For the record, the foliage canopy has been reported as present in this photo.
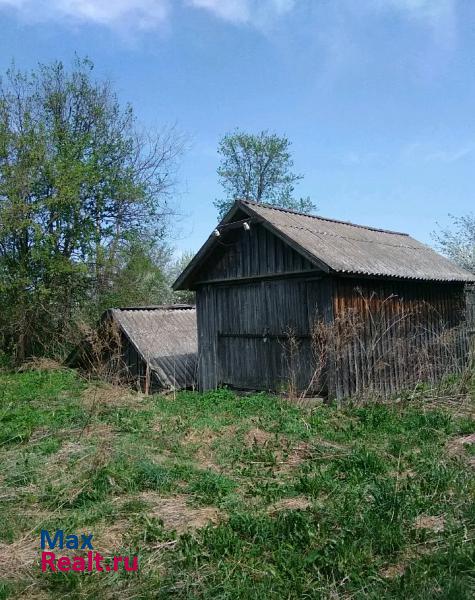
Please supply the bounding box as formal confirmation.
[214,130,316,218]
[0,57,183,360]
[433,213,475,274]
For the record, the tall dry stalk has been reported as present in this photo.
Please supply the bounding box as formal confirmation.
[282,291,472,402]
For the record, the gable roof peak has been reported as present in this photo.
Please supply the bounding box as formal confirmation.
[237,199,409,237]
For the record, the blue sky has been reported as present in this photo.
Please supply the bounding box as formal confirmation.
[0,0,474,254]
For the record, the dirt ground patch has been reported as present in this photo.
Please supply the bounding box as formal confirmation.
[275,442,313,474]
[140,492,223,533]
[380,563,406,579]
[413,515,445,533]
[41,440,87,483]
[183,427,217,447]
[267,497,312,514]
[244,428,275,447]
[275,438,348,474]
[446,433,475,467]
[93,520,130,555]
[79,422,116,441]
[183,425,237,471]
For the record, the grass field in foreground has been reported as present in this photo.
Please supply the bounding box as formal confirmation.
[0,367,474,599]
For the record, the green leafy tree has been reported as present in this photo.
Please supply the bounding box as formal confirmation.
[93,236,174,314]
[433,214,475,274]
[214,129,316,218]
[0,58,183,361]
[168,250,196,305]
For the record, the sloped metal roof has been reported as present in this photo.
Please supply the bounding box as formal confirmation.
[174,200,474,288]
[111,306,197,390]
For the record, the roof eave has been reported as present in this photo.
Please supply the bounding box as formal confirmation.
[173,200,332,290]
[173,200,248,290]
[332,270,475,283]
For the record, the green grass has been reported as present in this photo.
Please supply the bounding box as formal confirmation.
[0,369,474,599]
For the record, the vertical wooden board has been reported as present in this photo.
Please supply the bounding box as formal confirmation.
[332,278,469,397]
[218,336,269,390]
[192,222,317,284]
[196,286,219,390]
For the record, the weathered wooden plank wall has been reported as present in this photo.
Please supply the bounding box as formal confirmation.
[194,222,316,284]
[467,285,475,329]
[196,276,332,392]
[330,278,469,398]
[196,222,328,392]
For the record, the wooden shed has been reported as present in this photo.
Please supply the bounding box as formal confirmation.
[68,305,197,392]
[174,200,475,398]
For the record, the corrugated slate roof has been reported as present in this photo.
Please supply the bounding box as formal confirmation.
[241,200,474,282]
[111,306,197,390]
[181,199,474,286]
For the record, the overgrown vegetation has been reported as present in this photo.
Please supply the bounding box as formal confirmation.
[0,57,189,363]
[1,368,474,599]
[282,291,473,402]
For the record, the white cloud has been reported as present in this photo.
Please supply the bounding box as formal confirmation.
[0,0,456,35]
[375,0,452,17]
[0,0,170,29]
[187,0,295,25]
[187,0,250,23]
[0,0,296,30]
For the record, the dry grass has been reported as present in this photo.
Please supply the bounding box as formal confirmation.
[446,432,475,467]
[0,537,39,579]
[184,428,221,471]
[413,515,446,533]
[81,382,142,411]
[276,439,347,475]
[139,493,223,533]
[380,563,407,579]
[244,427,274,448]
[183,425,238,471]
[45,440,82,465]
[93,520,130,555]
[267,497,312,514]
[282,291,473,401]
[276,442,313,474]
[17,357,64,372]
